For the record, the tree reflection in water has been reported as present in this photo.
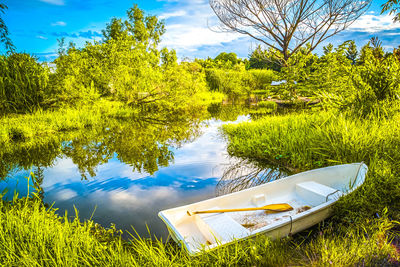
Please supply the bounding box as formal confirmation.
[0,110,206,182]
[216,159,288,196]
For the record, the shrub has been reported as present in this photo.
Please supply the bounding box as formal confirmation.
[0,53,49,113]
[257,100,277,110]
[346,50,400,118]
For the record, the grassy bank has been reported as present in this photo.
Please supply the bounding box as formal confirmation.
[0,194,398,266]
[0,92,224,146]
[222,111,400,170]
[222,111,400,220]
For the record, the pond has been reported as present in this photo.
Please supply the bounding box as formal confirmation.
[0,104,285,239]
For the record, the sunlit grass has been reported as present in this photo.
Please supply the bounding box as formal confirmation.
[0,191,398,266]
[223,111,400,170]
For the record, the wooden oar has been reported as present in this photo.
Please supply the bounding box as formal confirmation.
[187,203,293,216]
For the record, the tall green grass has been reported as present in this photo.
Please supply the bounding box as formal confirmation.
[223,111,400,170]
[205,68,278,98]
[1,194,397,266]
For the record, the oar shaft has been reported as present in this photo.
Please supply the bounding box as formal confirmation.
[192,207,285,215]
[187,203,293,216]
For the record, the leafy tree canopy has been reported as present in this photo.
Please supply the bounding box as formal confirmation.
[214,52,238,65]
[102,4,165,49]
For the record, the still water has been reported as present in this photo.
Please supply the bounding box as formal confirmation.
[1,104,280,239]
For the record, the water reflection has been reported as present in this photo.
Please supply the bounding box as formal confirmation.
[1,106,263,239]
[0,112,204,181]
[216,159,288,196]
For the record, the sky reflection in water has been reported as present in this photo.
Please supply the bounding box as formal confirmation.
[0,115,250,239]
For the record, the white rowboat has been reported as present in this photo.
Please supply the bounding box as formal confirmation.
[158,163,367,255]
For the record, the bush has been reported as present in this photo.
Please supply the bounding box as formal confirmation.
[257,100,277,110]
[205,67,278,98]
[346,51,400,118]
[0,53,49,113]
[205,68,249,98]
[248,69,278,90]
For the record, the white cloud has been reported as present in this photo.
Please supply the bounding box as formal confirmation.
[56,189,77,201]
[51,21,67,27]
[162,24,242,52]
[159,10,187,20]
[36,35,48,40]
[158,0,245,57]
[348,14,400,33]
[40,0,65,5]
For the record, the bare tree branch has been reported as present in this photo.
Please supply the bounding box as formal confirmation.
[210,0,371,64]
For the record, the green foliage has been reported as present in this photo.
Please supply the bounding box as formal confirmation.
[304,41,354,97]
[381,0,400,22]
[346,52,400,118]
[278,47,318,98]
[0,53,49,113]
[346,40,358,65]
[51,5,208,111]
[0,4,14,53]
[102,5,165,48]
[205,68,250,97]
[358,37,385,64]
[205,67,278,98]
[125,4,165,48]
[276,42,357,100]
[257,100,277,110]
[214,52,239,66]
[323,43,400,118]
[248,69,278,90]
[248,45,282,71]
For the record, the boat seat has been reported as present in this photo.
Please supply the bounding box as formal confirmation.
[195,208,250,244]
[296,181,342,206]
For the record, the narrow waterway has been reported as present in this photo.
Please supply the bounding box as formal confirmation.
[0,104,287,239]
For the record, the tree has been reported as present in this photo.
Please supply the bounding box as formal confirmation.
[0,3,14,53]
[382,0,400,22]
[248,45,282,71]
[102,4,165,49]
[345,40,358,65]
[214,52,239,65]
[209,0,371,64]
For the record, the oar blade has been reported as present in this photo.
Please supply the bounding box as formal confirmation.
[263,203,293,213]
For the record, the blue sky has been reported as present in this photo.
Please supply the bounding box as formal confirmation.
[2,0,400,61]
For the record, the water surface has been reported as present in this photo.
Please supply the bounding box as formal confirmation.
[1,107,264,239]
